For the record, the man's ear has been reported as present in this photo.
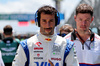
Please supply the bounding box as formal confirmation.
[91,16,94,21]
[90,16,94,23]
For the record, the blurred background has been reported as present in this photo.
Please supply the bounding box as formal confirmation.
[0,0,100,39]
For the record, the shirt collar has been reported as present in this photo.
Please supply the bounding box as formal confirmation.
[71,29,94,42]
[37,32,57,42]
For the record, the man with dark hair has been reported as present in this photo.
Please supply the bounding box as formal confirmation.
[3,25,12,35]
[12,5,79,66]
[64,4,100,66]
[0,25,19,66]
[58,24,74,37]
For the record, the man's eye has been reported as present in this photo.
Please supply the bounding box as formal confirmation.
[42,20,46,22]
[85,20,90,22]
[49,20,54,22]
[79,19,82,21]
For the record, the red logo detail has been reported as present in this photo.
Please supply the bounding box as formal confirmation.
[34,47,43,50]
[51,58,61,61]
[37,54,40,57]
[35,42,42,47]
[45,38,51,41]
[65,35,71,39]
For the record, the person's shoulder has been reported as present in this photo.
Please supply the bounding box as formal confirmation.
[57,35,64,39]
[64,32,72,39]
[0,40,5,46]
[94,33,100,40]
[0,40,4,43]
[56,35,66,41]
[22,34,37,44]
[20,34,36,42]
[28,34,37,40]
[14,38,20,43]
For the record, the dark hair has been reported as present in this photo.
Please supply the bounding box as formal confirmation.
[76,4,93,16]
[3,25,12,35]
[37,5,58,26]
[59,24,73,34]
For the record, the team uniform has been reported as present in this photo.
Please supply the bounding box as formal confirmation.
[64,30,100,66]
[12,32,79,66]
[0,37,19,66]
[0,51,4,66]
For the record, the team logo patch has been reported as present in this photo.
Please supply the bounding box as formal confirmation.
[34,42,43,50]
[45,38,52,41]
[52,44,61,55]
[35,42,42,47]
[34,57,43,59]
[34,47,43,50]
[34,51,43,53]
[37,54,40,57]
[51,58,61,61]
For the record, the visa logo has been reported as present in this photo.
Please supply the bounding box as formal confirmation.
[34,62,59,66]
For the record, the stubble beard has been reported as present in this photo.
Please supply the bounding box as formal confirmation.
[79,29,91,35]
[41,28,54,36]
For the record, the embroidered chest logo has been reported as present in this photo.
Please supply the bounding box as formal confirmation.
[35,42,42,47]
[52,44,61,55]
[37,54,40,57]
[34,42,43,50]
[45,38,52,41]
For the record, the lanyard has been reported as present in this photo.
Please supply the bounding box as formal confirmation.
[75,31,94,50]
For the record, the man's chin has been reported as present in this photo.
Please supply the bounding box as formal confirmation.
[80,28,86,30]
[45,32,51,35]
[44,32,53,35]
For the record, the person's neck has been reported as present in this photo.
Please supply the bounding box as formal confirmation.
[4,35,12,38]
[40,31,54,37]
[75,29,91,41]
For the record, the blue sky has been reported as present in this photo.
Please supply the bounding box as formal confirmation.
[0,0,81,34]
[0,0,17,3]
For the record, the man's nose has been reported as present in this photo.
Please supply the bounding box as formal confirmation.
[46,22,50,28]
[82,21,86,25]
